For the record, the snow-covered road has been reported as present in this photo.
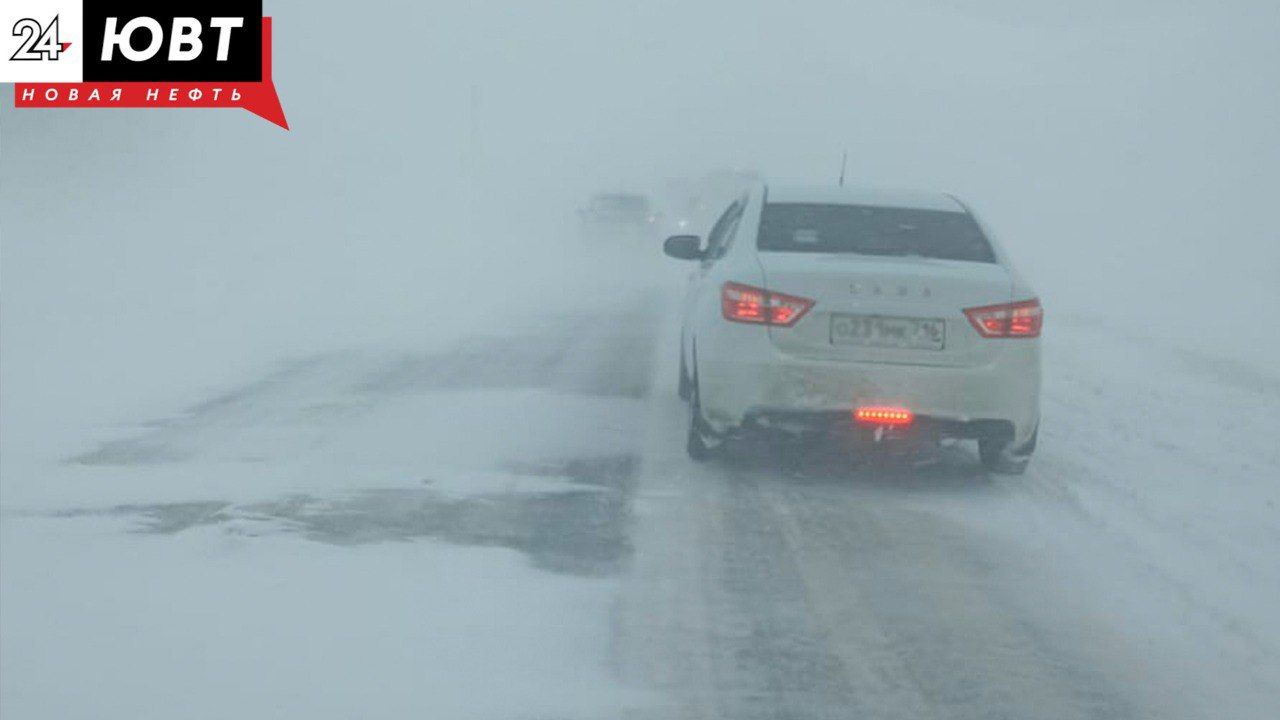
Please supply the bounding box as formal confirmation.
[3,273,1276,719]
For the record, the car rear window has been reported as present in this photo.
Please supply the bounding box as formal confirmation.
[757,203,996,263]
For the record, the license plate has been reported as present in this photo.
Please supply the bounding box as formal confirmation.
[830,314,945,350]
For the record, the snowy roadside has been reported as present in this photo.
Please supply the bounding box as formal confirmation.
[919,316,1280,718]
[1030,317,1279,714]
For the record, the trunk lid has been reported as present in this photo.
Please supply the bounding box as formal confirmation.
[758,253,1013,367]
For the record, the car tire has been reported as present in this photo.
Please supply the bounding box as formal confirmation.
[979,431,1034,475]
[686,379,722,462]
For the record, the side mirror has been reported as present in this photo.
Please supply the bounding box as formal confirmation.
[663,235,704,261]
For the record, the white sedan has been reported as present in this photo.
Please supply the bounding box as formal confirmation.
[664,184,1041,473]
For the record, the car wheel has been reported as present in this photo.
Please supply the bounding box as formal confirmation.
[677,343,692,401]
[978,437,1031,475]
[686,379,722,462]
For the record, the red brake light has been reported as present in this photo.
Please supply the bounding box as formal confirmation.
[854,406,914,426]
[721,282,815,327]
[963,298,1043,338]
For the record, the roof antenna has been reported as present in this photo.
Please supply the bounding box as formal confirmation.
[838,150,848,187]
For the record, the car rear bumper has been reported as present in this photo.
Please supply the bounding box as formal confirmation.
[741,409,1014,441]
[696,343,1040,446]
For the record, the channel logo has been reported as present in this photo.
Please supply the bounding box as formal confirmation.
[2,0,287,129]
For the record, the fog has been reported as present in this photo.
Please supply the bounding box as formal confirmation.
[2,1,1278,718]
[5,1,1277,433]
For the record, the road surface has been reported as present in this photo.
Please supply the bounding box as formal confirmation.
[3,279,1277,720]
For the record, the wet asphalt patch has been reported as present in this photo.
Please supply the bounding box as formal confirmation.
[55,454,640,578]
[56,312,653,576]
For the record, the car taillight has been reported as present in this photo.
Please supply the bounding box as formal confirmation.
[963,298,1043,338]
[721,282,815,327]
[854,406,914,426]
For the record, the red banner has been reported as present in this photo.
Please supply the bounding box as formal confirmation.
[15,17,286,129]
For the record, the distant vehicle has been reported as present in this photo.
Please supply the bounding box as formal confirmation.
[577,193,662,238]
[664,184,1041,473]
[662,168,761,235]
[662,194,705,234]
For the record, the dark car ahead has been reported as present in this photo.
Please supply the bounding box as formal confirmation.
[578,193,661,239]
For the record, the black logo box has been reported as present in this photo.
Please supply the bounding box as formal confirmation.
[82,0,263,82]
